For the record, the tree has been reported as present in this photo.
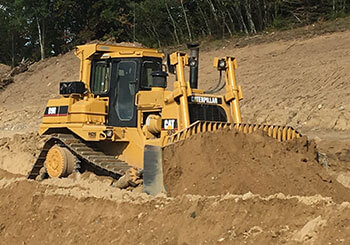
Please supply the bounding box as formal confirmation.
[0,0,349,66]
[0,0,28,67]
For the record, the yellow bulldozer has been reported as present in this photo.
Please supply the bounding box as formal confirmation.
[28,43,301,195]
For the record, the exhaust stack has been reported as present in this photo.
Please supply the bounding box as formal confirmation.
[187,43,199,89]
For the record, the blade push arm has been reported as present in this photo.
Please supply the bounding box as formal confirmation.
[214,57,244,124]
[166,52,191,129]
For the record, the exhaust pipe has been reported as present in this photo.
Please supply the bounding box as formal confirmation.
[187,43,199,89]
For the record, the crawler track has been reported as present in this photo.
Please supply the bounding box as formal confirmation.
[28,134,131,180]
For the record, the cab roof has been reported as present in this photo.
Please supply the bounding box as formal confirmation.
[75,43,164,60]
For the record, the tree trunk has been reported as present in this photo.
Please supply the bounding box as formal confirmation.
[133,2,136,42]
[230,5,243,32]
[36,17,45,60]
[217,0,236,33]
[11,31,15,68]
[216,0,233,37]
[180,0,193,42]
[232,2,249,34]
[262,0,269,27]
[225,8,236,33]
[144,25,156,44]
[150,24,161,48]
[206,0,220,25]
[243,0,257,34]
[165,2,180,44]
[222,13,233,37]
[196,1,212,36]
[254,0,264,31]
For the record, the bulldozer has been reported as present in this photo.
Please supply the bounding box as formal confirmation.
[28,43,301,195]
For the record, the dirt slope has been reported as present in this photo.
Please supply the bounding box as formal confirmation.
[198,31,350,132]
[0,52,79,136]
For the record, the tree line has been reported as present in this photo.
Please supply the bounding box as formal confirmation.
[0,0,349,67]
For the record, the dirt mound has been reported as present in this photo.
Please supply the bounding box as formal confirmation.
[163,128,350,203]
[0,133,47,175]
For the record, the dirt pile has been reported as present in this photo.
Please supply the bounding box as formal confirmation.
[0,133,47,175]
[163,128,350,203]
[0,169,349,245]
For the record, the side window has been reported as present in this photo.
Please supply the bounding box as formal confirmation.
[115,61,136,121]
[91,61,110,94]
[141,60,161,89]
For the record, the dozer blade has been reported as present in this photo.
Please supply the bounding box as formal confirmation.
[167,121,302,144]
[143,145,166,196]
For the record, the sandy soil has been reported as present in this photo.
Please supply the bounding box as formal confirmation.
[0,52,79,136]
[163,129,350,203]
[0,169,349,245]
[0,27,349,244]
[197,31,350,132]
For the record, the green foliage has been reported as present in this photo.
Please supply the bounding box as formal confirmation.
[0,0,349,65]
[272,16,292,30]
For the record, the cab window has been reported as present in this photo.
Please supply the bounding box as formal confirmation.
[91,61,110,94]
[115,61,137,121]
[140,60,162,89]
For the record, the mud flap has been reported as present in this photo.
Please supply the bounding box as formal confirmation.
[143,145,166,196]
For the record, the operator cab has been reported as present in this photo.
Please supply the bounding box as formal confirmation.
[90,57,162,127]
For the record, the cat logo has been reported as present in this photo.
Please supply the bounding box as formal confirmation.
[162,119,178,130]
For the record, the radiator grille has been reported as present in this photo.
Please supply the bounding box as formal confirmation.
[188,104,227,124]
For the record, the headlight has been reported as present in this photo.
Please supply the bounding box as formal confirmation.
[105,130,113,138]
[218,59,226,69]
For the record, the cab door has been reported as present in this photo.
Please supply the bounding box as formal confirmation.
[108,60,138,127]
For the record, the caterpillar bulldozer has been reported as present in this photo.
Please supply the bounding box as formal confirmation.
[28,43,301,195]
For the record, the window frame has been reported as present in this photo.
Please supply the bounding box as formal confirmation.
[115,60,138,121]
[140,57,163,90]
[90,59,112,96]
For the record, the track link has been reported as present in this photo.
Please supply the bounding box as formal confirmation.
[28,134,131,180]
